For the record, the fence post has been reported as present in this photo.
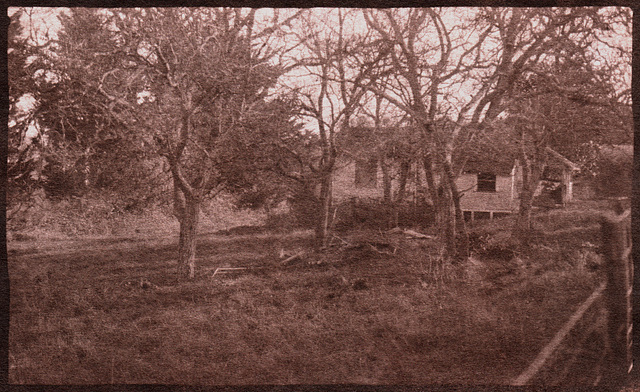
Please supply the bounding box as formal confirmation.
[601,209,633,386]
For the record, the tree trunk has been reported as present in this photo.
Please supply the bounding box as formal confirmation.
[514,149,543,245]
[443,160,469,260]
[381,158,392,203]
[380,157,394,228]
[423,154,441,227]
[315,171,333,250]
[441,184,457,259]
[392,159,411,228]
[515,187,534,243]
[177,195,200,280]
[395,159,410,202]
[423,154,455,258]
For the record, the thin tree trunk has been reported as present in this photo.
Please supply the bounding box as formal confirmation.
[381,158,392,203]
[396,159,410,202]
[516,187,534,242]
[315,171,333,250]
[392,159,411,228]
[443,159,469,260]
[515,149,543,245]
[177,195,200,280]
[380,157,394,228]
[423,154,440,228]
[440,183,457,259]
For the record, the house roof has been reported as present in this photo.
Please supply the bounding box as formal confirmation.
[337,125,421,161]
[461,147,518,176]
[460,146,580,176]
[545,147,581,172]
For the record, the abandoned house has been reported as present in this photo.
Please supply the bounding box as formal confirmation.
[456,148,521,222]
[333,125,424,203]
[333,126,581,223]
[457,146,580,222]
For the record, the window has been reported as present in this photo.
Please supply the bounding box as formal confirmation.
[477,173,496,192]
[475,211,491,220]
[355,157,377,188]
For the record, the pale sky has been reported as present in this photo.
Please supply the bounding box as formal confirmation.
[10,7,632,134]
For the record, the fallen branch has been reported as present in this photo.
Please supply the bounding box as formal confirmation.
[281,251,306,266]
[367,242,396,255]
[211,267,248,277]
[331,234,351,247]
[402,229,433,239]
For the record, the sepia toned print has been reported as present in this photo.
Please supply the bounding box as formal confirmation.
[7,7,633,387]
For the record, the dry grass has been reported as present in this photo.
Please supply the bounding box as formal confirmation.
[8,201,610,385]
[8,194,266,241]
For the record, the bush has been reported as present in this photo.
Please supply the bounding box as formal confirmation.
[264,212,299,232]
[468,231,518,261]
[595,147,632,198]
[333,198,434,231]
[200,193,266,232]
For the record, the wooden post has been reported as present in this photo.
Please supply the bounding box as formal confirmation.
[601,209,633,386]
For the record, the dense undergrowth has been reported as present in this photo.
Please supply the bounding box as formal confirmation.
[8,199,613,384]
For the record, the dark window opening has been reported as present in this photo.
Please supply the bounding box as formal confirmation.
[493,212,510,219]
[475,211,491,220]
[477,173,496,192]
[355,157,378,188]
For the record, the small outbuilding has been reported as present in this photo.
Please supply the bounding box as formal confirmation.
[458,146,580,222]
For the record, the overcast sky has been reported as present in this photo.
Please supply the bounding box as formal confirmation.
[10,7,632,135]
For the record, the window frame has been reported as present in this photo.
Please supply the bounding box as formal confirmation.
[476,172,497,192]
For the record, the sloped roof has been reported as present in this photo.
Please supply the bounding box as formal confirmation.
[337,125,421,160]
[545,147,580,172]
[460,146,579,176]
[460,145,518,176]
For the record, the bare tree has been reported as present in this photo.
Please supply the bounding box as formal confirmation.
[362,8,488,259]
[54,8,302,279]
[285,9,387,248]
[360,7,630,257]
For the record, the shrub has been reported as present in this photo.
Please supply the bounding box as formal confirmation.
[595,146,632,198]
[333,198,434,231]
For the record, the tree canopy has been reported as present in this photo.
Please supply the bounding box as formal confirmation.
[8,6,632,275]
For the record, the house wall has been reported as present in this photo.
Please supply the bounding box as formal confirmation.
[332,149,579,217]
[334,159,520,213]
[458,173,519,213]
[333,161,385,201]
[333,160,426,202]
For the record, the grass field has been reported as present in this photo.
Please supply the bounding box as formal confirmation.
[8,202,608,384]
